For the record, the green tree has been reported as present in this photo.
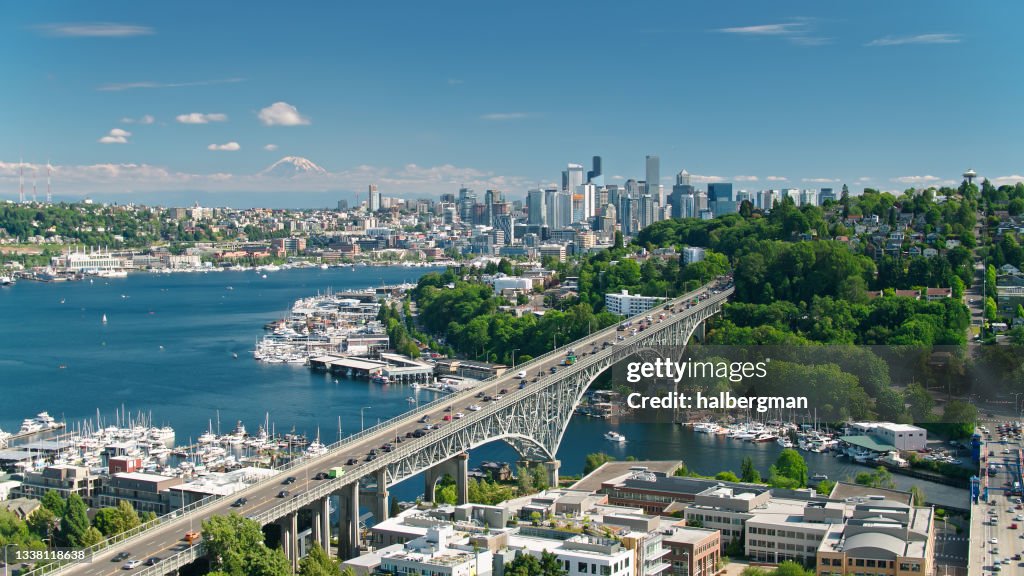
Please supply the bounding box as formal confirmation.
[715,471,740,482]
[27,506,57,540]
[532,465,550,491]
[583,453,614,475]
[773,449,809,487]
[41,490,66,518]
[298,543,346,576]
[740,456,761,483]
[516,465,535,495]
[904,382,935,422]
[773,561,816,576]
[203,513,289,576]
[816,479,836,496]
[910,486,926,507]
[505,551,565,576]
[58,493,91,547]
[855,467,896,489]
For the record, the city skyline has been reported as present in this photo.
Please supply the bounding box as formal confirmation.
[2,1,1023,204]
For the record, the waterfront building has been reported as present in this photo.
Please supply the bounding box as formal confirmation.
[605,290,666,316]
[846,422,927,451]
[97,472,183,515]
[815,499,934,576]
[13,465,101,504]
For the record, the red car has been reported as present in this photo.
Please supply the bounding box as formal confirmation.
[443,414,452,421]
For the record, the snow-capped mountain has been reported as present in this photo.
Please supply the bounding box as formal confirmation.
[260,156,327,177]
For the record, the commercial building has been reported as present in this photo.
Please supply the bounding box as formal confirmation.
[682,247,706,265]
[816,498,934,576]
[13,465,101,503]
[605,290,667,316]
[539,244,568,263]
[97,471,183,514]
[846,422,927,452]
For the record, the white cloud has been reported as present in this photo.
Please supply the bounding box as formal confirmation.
[207,142,241,151]
[734,175,759,182]
[802,177,838,183]
[258,102,310,126]
[866,34,960,47]
[480,112,531,121]
[991,175,1024,187]
[0,159,546,198]
[448,78,464,85]
[893,175,942,184]
[176,112,228,124]
[687,174,726,184]
[37,22,154,37]
[765,176,788,182]
[98,128,131,144]
[97,77,244,92]
[717,22,805,36]
[857,176,873,183]
[263,144,278,151]
[121,114,154,125]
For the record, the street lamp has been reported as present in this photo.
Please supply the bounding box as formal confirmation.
[360,406,372,432]
[4,543,19,576]
[511,348,519,370]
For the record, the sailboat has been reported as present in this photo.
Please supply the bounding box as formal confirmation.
[102,314,108,324]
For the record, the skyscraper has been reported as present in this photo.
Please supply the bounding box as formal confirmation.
[671,171,695,219]
[563,163,585,193]
[527,189,547,226]
[587,156,604,186]
[368,184,381,212]
[646,155,661,205]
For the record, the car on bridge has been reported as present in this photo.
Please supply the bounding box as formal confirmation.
[184,531,201,545]
[282,476,296,485]
[278,490,290,498]
[442,414,452,421]
[346,458,358,465]
[123,560,141,570]
[112,552,131,563]
[145,557,161,566]
[231,497,247,507]
[453,412,465,419]
[517,370,526,378]
[314,472,329,480]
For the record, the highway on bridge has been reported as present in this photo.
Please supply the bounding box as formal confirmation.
[52,277,733,576]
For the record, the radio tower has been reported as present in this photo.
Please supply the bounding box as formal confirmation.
[32,173,37,203]
[18,158,24,203]
[46,161,52,204]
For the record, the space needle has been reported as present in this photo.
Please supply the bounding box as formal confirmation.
[963,168,977,186]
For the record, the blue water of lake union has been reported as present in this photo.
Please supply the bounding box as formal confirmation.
[0,266,966,506]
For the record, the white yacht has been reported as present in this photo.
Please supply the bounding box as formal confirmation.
[776,436,793,448]
[306,440,328,457]
[19,419,43,434]
[693,422,720,434]
[35,412,60,429]
[604,431,627,443]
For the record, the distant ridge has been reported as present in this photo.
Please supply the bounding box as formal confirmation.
[260,156,327,177]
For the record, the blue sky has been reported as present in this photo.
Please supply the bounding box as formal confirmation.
[1,1,1022,206]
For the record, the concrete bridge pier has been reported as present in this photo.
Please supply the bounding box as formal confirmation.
[544,459,560,488]
[309,497,331,552]
[372,469,391,522]
[335,483,361,560]
[423,452,469,504]
[278,511,299,571]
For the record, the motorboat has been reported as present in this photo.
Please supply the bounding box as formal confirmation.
[604,431,627,443]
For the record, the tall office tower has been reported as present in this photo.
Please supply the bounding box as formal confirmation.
[625,179,640,198]
[695,192,709,214]
[368,184,382,212]
[646,155,661,205]
[337,199,349,210]
[484,189,502,226]
[671,171,696,219]
[639,194,655,228]
[494,214,514,245]
[580,183,596,221]
[556,191,573,228]
[605,185,620,210]
[587,156,604,186]
[757,189,776,211]
[440,193,456,204]
[707,182,733,204]
[819,188,836,204]
[458,187,477,223]
[562,163,585,193]
[619,194,635,236]
[527,189,547,226]
[799,189,819,207]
